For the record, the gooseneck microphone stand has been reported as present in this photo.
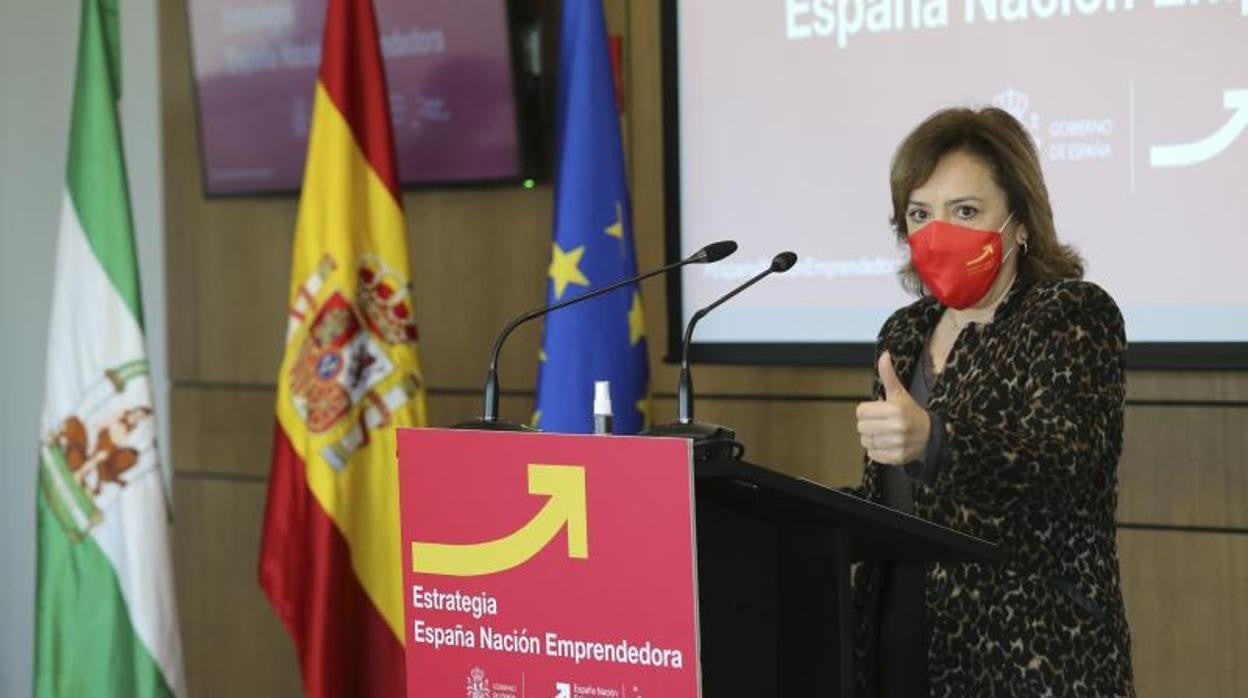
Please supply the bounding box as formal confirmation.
[643,251,798,460]
[453,241,739,430]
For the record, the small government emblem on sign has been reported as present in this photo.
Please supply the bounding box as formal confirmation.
[465,666,491,698]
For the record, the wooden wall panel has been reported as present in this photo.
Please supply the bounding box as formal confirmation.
[170,385,534,477]
[1119,406,1248,529]
[170,386,273,478]
[425,392,542,430]
[159,0,203,383]
[194,209,294,383]
[174,477,303,697]
[626,0,674,390]
[404,187,552,391]
[668,397,864,485]
[1127,371,1248,403]
[672,396,1248,531]
[160,0,297,384]
[171,383,1248,530]
[1119,529,1248,697]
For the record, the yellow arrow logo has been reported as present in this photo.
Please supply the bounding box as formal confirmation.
[411,464,588,577]
[964,244,994,268]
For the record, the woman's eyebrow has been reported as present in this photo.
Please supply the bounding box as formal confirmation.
[945,196,985,206]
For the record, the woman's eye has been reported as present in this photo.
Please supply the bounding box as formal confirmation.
[955,205,979,219]
[907,209,928,223]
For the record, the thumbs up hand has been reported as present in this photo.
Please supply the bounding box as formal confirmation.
[855,351,931,466]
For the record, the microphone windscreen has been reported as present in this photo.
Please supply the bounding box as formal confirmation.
[694,240,738,264]
[770,251,798,272]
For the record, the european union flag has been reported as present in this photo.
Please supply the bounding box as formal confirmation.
[534,0,649,434]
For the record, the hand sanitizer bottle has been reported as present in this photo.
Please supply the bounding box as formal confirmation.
[593,380,613,435]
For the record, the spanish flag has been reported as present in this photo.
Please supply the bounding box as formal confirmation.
[258,1,426,695]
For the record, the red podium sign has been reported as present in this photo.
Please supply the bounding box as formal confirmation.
[397,428,701,697]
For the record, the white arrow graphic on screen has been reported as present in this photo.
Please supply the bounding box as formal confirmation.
[1150,89,1248,167]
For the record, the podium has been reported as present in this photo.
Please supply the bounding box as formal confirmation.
[693,457,1002,697]
[397,429,999,696]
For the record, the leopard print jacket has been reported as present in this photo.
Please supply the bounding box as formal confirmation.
[852,278,1135,697]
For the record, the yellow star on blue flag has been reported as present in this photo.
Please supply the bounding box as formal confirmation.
[548,243,590,300]
[534,0,649,434]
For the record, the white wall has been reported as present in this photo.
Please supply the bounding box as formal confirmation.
[0,1,166,694]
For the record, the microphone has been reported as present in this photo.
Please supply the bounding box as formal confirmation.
[454,240,739,430]
[643,251,798,458]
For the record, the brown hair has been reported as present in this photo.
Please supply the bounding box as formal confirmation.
[890,106,1084,295]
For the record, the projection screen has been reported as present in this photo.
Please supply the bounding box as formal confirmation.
[664,0,1248,368]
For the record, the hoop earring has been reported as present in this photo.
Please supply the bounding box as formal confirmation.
[1019,238,1029,255]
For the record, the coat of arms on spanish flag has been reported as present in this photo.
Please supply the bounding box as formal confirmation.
[258,0,427,695]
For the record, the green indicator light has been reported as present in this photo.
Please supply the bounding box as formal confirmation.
[523,178,536,189]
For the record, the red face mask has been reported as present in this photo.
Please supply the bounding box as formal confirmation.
[907,213,1014,309]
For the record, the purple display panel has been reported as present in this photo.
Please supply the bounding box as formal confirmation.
[189,0,522,195]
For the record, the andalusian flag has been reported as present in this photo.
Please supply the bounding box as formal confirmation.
[35,1,186,696]
[258,0,428,695]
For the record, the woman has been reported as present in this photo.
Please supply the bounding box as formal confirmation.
[851,107,1135,697]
